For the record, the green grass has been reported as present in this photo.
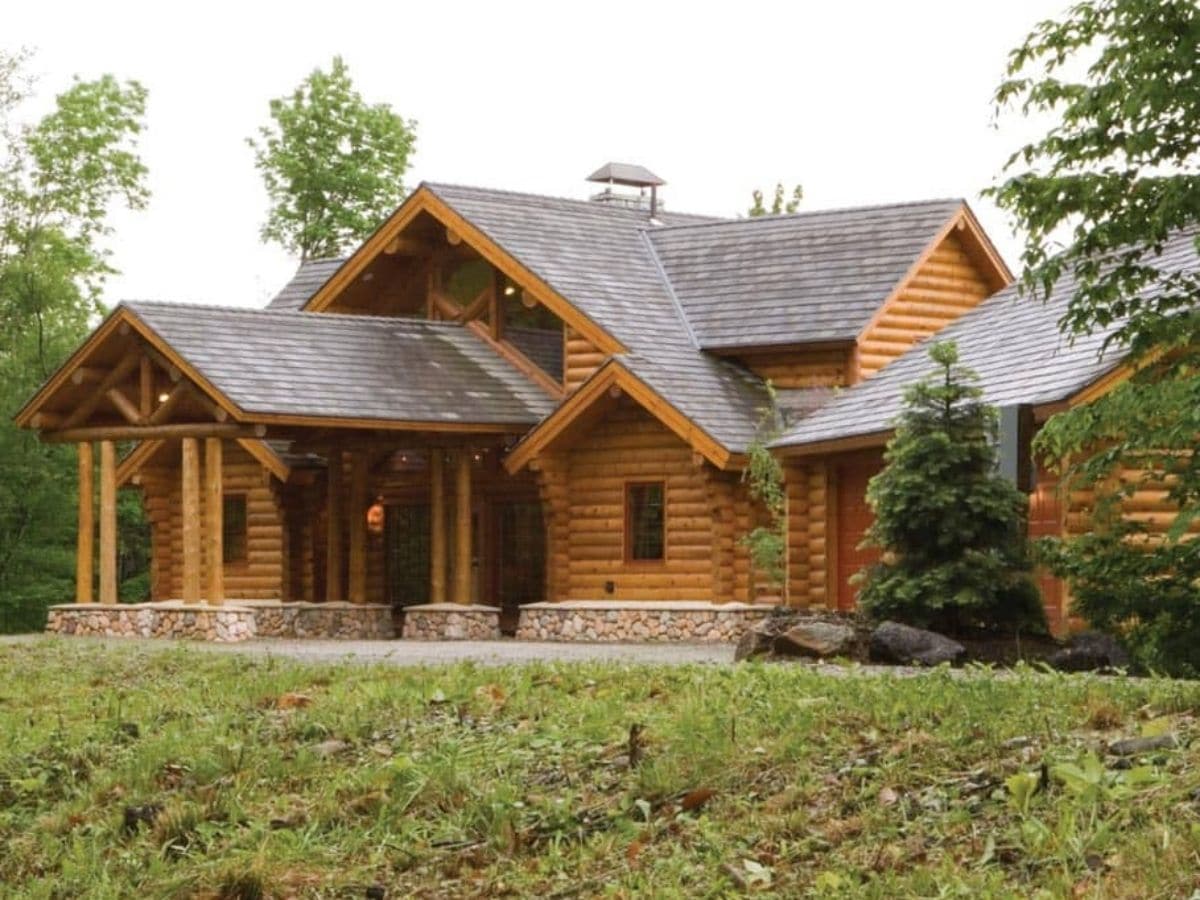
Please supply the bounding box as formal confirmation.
[3,642,1200,898]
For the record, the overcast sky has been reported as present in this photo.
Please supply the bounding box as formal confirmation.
[8,0,1067,309]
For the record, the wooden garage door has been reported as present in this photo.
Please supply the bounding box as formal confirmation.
[834,453,884,611]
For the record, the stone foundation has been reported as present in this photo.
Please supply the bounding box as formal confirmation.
[401,604,501,640]
[516,601,777,642]
[46,603,257,642]
[249,602,393,639]
[45,601,394,642]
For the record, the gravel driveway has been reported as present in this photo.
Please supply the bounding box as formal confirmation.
[0,634,735,666]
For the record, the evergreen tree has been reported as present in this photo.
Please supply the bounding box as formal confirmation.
[748,183,803,217]
[858,342,1045,635]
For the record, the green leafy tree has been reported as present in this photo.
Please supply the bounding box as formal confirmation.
[989,0,1200,671]
[0,53,150,629]
[858,342,1045,635]
[748,183,803,217]
[249,56,417,261]
[740,383,787,598]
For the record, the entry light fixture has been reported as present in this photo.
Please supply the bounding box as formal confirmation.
[503,284,516,297]
[157,392,170,403]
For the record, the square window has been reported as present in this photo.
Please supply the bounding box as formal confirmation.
[223,495,247,564]
[626,482,665,562]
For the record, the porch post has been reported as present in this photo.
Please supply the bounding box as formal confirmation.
[454,451,472,604]
[430,451,446,604]
[76,443,94,603]
[348,450,368,604]
[204,437,224,605]
[181,437,201,602]
[98,441,117,604]
[325,448,344,602]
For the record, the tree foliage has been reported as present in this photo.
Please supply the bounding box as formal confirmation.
[0,52,150,628]
[858,342,1045,635]
[740,383,787,596]
[249,56,417,261]
[748,183,803,217]
[990,0,1200,671]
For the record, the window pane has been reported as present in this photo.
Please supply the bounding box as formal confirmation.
[223,495,247,564]
[628,483,665,561]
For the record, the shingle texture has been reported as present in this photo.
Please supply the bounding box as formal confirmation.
[647,200,963,349]
[424,183,772,451]
[267,258,346,310]
[774,229,1200,449]
[125,301,555,426]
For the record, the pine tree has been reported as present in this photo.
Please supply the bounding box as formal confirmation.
[857,342,1046,635]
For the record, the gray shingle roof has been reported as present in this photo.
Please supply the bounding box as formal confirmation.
[267,258,346,310]
[647,199,964,350]
[425,183,772,451]
[124,301,555,426]
[773,229,1200,450]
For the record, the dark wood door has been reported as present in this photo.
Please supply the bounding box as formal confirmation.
[835,454,884,611]
[385,503,430,608]
[492,501,545,633]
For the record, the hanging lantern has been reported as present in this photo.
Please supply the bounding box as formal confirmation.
[366,496,385,535]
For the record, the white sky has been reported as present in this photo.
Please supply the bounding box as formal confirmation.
[7,0,1067,309]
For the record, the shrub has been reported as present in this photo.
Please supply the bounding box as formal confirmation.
[857,342,1046,635]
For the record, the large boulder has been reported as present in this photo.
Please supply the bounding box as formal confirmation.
[1047,631,1131,673]
[774,621,856,658]
[734,616,785,661]
[870,621,966,666]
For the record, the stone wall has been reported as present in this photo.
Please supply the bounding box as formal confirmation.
[401,604,501,640]
[251,602,393,639]
[516,601,776,643]
[47,603,256,642]
[45,601,394,642]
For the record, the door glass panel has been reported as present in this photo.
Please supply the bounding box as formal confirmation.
[497,502,545,609]
[385,504,430,608]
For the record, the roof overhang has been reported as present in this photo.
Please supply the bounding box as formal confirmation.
[772,429,892,459]
[504,359,739,473]
[302,184,625,357]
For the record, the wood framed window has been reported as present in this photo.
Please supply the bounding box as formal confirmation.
[222,494,248,565]
[625,482,665,562]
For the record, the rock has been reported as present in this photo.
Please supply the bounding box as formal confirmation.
[869,621,965,666]
[313,739,351,758]
[1047,631,1131,672]
[734,619,778,661]
[1108,733,1178,756]
[774,622,856,658]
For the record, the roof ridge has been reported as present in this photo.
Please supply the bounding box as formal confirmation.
[639,231,700,350]
[423,180,722,223]
[648,197,965,234]
[124,300,471,330]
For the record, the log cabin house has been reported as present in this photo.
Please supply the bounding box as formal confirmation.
[15,163,1165,641]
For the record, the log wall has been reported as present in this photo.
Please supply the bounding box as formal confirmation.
[856,231,994,379]
[564,326,606,392]
[142,441,285,601]
[733,347,851,388]
[784,460,830,608]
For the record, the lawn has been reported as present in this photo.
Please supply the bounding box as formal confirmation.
[2,641,1200,898]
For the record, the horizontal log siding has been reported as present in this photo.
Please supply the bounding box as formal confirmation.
[142,441,284,601]
[733,347,851,388]
[564,326,606,392]
[857,231,994,379]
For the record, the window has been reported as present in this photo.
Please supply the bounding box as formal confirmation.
[222,495,247,564]
[626,482,665,561]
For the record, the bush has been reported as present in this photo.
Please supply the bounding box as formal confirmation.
[858,342,1046,635]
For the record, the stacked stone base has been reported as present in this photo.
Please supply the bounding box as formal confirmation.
[46,601,394,642]
[401,604,501,640]
[516,601,776,642]
[46,603,256,642]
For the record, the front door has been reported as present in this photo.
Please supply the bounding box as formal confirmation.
[385,503,430,608]
[834,453,884,611]
[492,501,545,633]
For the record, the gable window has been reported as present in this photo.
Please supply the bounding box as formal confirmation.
[223,495,248,564]
[626,482,665,562]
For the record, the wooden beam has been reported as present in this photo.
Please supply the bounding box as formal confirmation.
[139,356,154,419]
[466,321,564,398]
[454,451,472,604]
[325,448,344,603]
[205,437,224,606]
[76,443,94,604]
[98,441,117,604]
[490,270,503,341]
[116,439,164,487]
[42,423,262,444]
[106,386,144,425]
[71,366,105,386]
[431,290,462,320]
[148,380,188,425]
[181,437,201,603]
[61,354,141,430]
[456,286,491,323]
[348,451,368,604]
[430,451,446,604]
[383,235,431,255]
[29,412,64,430]
[446,226,462,246]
